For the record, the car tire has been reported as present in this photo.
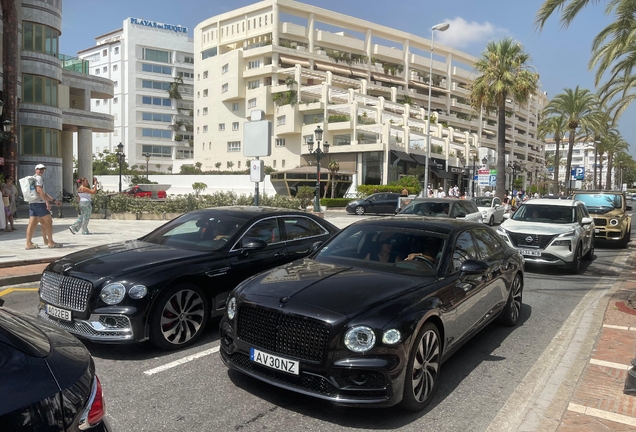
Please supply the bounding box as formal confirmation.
[583,238,594,261]
[150,283,209,350]
[488,215,495,226]
[568,244,582,274]
[355,205,366,215]
[498,273,523,326]
[399,323,441,412]
[619,228,631,248]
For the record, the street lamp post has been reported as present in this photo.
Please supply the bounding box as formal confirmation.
[1,119,11,174]
[423,22,450,194]
[145,153,150,179]
[307,126,329,212]
[116,142,125,192]
[594,139,601,189]
[482,157,488,195]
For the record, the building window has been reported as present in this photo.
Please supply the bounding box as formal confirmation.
[248,98,257,108]
[114,97,118,104]
[238,161,241,169]
[219,123,225,131]
[141,145,172,158]
[114,81,118,87]
[102,49,107,57]
[232,103,239,111]
[22,22,60,56]
[113,65,118,71]
[95,69,100,75]
[227,141,241,152]
[273,160,276,168]
[248,60,260,69]
[277,115,286,126]
[203,107,208,115]
[142,128,172,139]
[103,66,107,73]
[141,63,172,75]
[282,159,285,168]
[96,100,100,106]
[21,126,61,156]
[232,122,239,131]
[184,56,194,64]
[221,84,228,93]
[141,96,172,106]
[143,48,171,63]
[203,89,209,97]
[203,125,208,133]
[22,74,58,107]
[203,71,209,79]
[275,138,285,147]
[142,80,171,91]
[114,47,119,55]
[142,112,172,122]
[248,80,260,89]
[222,64,229,74]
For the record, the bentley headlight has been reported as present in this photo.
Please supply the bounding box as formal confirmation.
[100,283,126,305]
[382,329,401,345]
[227,297,237,320]
[610,218,619,226]
[344,326,376,353]
[128,285,147,299]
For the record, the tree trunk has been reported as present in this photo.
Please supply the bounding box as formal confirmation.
[605,153,613,191]
[564,129,576,195]
[598,154,604,189]
[495,99,506,200]
[553,138,561,194]
[2,0,19,180]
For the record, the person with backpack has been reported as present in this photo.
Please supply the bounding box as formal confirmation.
[25,164,62,250]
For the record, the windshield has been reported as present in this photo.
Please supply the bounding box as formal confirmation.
[140,212,248,251]
[398,201,450,217]
[511,204,576,224]
[316,225,446,275]
[473,198,493,207]
[575,193,622,210]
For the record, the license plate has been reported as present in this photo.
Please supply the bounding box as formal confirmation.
[519,249,541,257]
[250,348,299,375]
[46,304,71,321]
[595,229,600,234]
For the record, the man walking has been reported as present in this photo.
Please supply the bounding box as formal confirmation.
[26,164,62,249]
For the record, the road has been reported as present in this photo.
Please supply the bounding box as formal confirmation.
[2,228,631,431]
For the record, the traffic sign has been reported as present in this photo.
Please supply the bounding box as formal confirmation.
[571,167,585,180]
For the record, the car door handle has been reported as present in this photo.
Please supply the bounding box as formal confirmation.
[295,249,309,254]
[206,266,230,277]
[274,252,286,258]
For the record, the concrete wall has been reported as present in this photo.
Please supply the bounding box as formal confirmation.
[94,174,276,197]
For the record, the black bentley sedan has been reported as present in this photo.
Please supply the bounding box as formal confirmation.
[220,217,524,411]
[37,207,339,350]
[0,299,109,431]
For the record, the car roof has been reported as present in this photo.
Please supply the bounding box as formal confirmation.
[574,190,624,195]
[407,198,467,203]
[194,206,309,217]
[348,215,484,235]
[520,198,580,207]
[474,196,497,199]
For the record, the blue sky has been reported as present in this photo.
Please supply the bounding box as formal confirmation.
[61,0,632,156]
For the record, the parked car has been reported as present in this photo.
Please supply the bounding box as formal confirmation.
[0,299,110,431]
[220,217,524,411]
[345,192,401,215]
[497,199,595,273]
[396,198,483,223]
[473,196,506,225]
[572,191,632,248]
[37,207,339,350]
[122,185,167,199]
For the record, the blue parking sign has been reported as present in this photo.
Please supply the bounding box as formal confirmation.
[571,167,585,180]
[489,175,497,186]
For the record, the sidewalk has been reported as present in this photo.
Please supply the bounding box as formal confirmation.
[0,212,634,430]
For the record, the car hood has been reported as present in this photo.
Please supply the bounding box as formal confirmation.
[585,207,623,217]
[500,219,578,235]
[47,240,212,281]
[477,206,493,211]
[239,259,434,318]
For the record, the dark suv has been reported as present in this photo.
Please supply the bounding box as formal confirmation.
[346,192,401,215]
[572,191,632,247]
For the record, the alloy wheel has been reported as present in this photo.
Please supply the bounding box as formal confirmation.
[160,289,205,345]
[509,275,522,323]
[355,206,365,215]
[411,328,440,403]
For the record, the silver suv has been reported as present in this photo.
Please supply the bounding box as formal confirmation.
[497,199,595,273]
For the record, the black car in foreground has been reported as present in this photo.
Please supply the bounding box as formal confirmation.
[0,299,109,431]
[37,207,339,350]
[220,218,524,410]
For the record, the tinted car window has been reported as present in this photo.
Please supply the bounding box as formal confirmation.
[243,218,281,244]
[511,204,576,223]
[451,231,479,272]
[282,216,327,241]
[575,193,623,209]
[474,198,493,207]
[400,201,448,216]
[493,198,502,206]
[463,201,479,214]
[0,308,50,357]
[472,228,500,258]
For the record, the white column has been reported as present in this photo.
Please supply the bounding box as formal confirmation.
[308,13,315,52]
[272,2,279,45]
[62,131,74,194]
[77,127,93,182]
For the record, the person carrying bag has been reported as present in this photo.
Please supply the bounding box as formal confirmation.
[69,177,98,235]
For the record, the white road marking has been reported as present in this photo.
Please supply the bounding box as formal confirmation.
[568,402,636,427]
[143,346,220,376]
[589,358,631,370]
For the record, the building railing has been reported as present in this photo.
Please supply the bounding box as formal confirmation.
[60,54,90,74]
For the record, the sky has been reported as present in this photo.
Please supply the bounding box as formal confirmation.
[60,0,633,157]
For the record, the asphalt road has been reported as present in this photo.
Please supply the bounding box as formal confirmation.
[3,232,632,431]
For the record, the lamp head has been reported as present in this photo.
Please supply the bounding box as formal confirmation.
[432,22,450,32]
[323,141,330,153]
[307,136,314,153]
[116,142,124,153]
[145,153,150,161]
[2,119,11,133]
[0,99,4,116]
[314,125,323,142]
[482,157,488,165]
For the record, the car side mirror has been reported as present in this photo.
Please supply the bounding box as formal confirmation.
[581,216,594,225]
[311,241,323,252]
[455,213,466,219]
[240,237,268,251]
[460,259,489,275]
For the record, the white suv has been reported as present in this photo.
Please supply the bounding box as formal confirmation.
[497,199,595,273]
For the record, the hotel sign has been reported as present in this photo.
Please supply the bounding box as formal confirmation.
[130,18,187,33]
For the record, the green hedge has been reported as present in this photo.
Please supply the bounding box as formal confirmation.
[320,198,355,207]
[356,185,419,196]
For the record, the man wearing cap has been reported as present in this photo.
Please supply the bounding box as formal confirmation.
[26,164,62,249]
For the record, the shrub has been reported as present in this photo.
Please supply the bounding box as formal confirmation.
[320,198,354,207]
[357,184,414,196]
[296,186,315,209]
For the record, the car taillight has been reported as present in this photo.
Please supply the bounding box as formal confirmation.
[79,376,105,430]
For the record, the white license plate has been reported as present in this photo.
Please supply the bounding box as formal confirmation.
[250,348,299,375]
[519,249,541,257]
[46,304,71,321]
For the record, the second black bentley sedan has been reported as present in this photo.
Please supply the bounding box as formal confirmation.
[220,217,524,411]
[37,207,339,350]
[0,299,110,431]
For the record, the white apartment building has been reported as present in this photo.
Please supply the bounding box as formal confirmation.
[193,0,547,193]
[545,140,612,189]
[78,18,195,172]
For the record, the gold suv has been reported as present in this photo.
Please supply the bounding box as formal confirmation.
[572,191,632,248]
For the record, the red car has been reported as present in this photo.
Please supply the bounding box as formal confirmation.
[122,185,166,199]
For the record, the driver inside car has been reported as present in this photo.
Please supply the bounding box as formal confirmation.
[404,237,442,264]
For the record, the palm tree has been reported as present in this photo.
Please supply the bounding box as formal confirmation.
[544,87,603,193]
[602,132,629,190]
[471,38,539,199]
[327,160,340,198]
[538,115,567,193]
